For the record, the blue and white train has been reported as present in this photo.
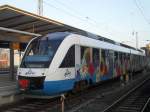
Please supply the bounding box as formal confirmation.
[17,32,146,96]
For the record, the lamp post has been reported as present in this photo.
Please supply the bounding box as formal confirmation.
[132,31,138,49]
[135,32,138,49]
[146,40,150,56]
[38,0,43,16]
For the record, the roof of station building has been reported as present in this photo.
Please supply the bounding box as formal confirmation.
[0,5,85,48]
[0,5,86,35]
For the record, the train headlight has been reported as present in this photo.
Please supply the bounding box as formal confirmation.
[19,79,30,90]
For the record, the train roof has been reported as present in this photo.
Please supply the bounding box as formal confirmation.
[43,31,144,55]
[69,31,144,53]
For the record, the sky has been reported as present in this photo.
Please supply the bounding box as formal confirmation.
[0,0,150,48]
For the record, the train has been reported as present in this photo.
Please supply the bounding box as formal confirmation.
[17,31,147,96]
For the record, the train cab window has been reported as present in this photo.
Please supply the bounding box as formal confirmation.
[20,32,70,68]
[60,45,75,68]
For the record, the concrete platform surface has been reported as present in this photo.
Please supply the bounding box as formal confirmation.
[0,73,19,105]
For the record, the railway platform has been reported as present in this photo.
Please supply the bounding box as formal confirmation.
[0,72,20,105]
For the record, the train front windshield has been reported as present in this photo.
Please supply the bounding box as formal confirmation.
[21,32,69,68]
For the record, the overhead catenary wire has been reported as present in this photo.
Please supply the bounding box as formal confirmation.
[51,0,104,25]
[43,0,108,31]
[134,0,150,25]
[42,0,125,41]
[43,0,98,31]
[52,0,104,26]
[43,0,87,22]
[52,0,85,20]
[51,0,130,36]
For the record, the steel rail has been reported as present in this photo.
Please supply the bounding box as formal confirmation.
[102,77,150,112]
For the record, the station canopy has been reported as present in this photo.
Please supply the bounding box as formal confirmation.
[0,5,86,49]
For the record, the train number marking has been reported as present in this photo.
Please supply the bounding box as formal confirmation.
[64,69,71,78]
[25,69,35,75]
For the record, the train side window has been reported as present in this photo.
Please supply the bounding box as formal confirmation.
[119,52,123,64]
[60,45,75,68]
[81,46,91,65]
[100,49,106,75]
[114,52,118,61]
[93,48,99,67]
[114,52,118,67]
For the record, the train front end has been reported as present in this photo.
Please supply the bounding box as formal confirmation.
[17,32,70,96]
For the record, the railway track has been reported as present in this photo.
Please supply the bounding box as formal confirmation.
[0,78,121,112]
[0,72,148,112]
[102,78,150,112]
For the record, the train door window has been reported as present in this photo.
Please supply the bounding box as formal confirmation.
[140,56,142,65]
[130,54,133,67]
[119,52,122,65]
[139,56,140,64]
[140,56,142,66]
[81,46,91,65]
[60,45,75,68]
[136,55,138,68]
[124,53,128,70]
[108,50,114,73]
[123,53,126,64]
[114,52,118,62]
[139,56,140,65]
[114,52,118,70]
[100,49,107,75]
[109,50,114,58]
[128,53,130,70]
[132,54,135,69]
[134,55,136,68]
[119,52,123,74]
[93,48,100,82]
[136,55,139,67]
[122,53,126,74]
[137,55,139,65]
[101,49,106,64]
